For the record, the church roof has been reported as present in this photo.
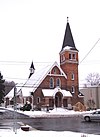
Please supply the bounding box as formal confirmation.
[5,62,67,98]
[62,18,77,51]
[24,61,67,93]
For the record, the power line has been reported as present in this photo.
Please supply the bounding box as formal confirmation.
[4,77,28,81]
[0,37,100,66]
[80,38,100,64]
[2,39,100,83]
[4,84,99,91]
[0,60,53,65]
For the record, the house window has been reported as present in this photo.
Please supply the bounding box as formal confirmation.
[56,78,61,87]
[71,73,74,80]
[37,97,40,104]
[50,77,54,88]
[71,86,75,93]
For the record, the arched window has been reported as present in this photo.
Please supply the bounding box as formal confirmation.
[50,77,54,88]
[37,97,40,104]
[53,68,56,74]
[71,86,75,93]
[56,78,61,87]
[61,54,65,62]
[71,73,74,80]
[69,53,72,59]
[72,53,76,60]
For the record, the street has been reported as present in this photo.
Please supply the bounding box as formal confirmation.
[0,109,100,135]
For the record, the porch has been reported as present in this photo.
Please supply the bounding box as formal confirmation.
[42,87,72,110]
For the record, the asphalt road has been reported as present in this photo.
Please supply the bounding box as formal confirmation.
[0,109,100,135]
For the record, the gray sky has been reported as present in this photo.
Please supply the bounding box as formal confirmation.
[0,0,100,87]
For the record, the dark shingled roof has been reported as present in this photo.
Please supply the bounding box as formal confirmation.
[62,19,77,51]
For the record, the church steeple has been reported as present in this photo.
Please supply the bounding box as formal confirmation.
[62,17,77,51]
[60,18,79,103]
[29,61,35,78]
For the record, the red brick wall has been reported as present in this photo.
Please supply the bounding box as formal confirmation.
[41,75,67,89]
[59,50,84,105]
[61,63,79,93]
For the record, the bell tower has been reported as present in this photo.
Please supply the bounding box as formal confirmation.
[60,18,80,105]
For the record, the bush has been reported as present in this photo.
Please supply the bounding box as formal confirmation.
[20,102,32,111]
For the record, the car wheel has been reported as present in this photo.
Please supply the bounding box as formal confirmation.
[84,116,91,122]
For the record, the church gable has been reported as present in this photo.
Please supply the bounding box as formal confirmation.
[49,66,60,75]
[48,65,66,77]
[47,61,67,79]
[37,62,68,89]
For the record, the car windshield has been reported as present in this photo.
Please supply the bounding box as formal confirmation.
[93,111,100,114]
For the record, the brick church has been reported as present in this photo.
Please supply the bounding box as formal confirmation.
[5,18,84,110]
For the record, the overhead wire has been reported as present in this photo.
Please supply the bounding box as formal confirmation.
[0,60,53,65]
[79,38,100,64]
[1,38,100,88]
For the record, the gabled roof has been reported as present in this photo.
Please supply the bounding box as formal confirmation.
[5,62,67,98]
[25,61,67,93]
[5,86,22,98]
[61,18,77,51]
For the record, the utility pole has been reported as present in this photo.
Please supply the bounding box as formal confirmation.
[13,86,17,134]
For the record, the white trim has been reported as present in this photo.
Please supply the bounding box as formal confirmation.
[42,87,72,98]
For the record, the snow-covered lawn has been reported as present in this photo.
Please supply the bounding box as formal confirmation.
[0,107,99,137]
[17,107,87,118]
[0,128,99,137]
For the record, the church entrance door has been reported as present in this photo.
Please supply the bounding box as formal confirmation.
[55,92,63,107]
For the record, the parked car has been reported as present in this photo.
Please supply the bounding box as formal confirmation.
[83,110,100,122]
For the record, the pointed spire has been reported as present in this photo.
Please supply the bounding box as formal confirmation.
[61,17,77,51]
[29,61,35,78]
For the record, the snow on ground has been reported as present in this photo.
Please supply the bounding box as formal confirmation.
[0,107,99,137]
[17,107,87,118]
[0,128,99,137]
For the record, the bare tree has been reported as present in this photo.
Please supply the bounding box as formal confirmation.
[86,72,100,86]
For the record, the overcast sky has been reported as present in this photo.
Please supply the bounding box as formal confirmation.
[0,0,100,87]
